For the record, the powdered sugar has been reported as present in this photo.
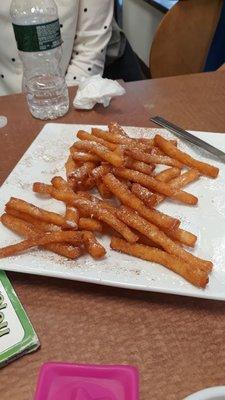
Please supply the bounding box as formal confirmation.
[1,123,225,300]
[65,220,78,229]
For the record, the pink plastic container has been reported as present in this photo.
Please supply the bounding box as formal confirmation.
[34,362,139,400]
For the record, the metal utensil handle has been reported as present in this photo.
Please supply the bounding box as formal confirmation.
[151,116,225,160]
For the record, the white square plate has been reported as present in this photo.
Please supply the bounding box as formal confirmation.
[0,124,225,301]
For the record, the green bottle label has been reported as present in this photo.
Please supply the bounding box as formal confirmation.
[12,19,61,52]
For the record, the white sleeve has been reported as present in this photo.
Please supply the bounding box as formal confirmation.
[65,0,114,86]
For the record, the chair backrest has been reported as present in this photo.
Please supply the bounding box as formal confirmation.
[149,0,223,78]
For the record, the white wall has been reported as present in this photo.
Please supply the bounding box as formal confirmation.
[123,0,164,66]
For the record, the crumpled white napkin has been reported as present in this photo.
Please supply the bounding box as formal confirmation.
[73,74,125,110]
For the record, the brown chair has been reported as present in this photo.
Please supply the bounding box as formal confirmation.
[149,0,223,78]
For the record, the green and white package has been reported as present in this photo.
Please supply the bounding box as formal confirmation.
[0,271,39,367]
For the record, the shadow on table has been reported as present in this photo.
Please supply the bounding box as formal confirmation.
[8,271,225,315]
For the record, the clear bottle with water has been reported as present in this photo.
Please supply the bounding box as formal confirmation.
[10,0,69,120]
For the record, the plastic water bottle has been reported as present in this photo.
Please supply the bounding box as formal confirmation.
[10,0,69,120]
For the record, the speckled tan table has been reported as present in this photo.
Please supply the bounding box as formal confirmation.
[1,72,225,400]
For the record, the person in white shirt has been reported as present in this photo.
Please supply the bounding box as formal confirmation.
[0,0,130,96]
